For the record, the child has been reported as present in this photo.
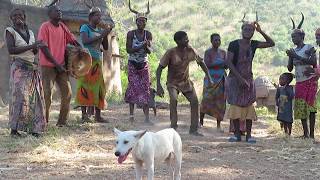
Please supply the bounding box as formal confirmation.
[275,73,294,136]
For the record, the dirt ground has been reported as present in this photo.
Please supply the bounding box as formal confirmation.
[0,103,320,180]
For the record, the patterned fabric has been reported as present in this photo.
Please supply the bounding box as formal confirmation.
[80,24,103,59]
[9,60,46,133]
[200,80,226,120]
[294,77,318,119]
[200,48,226,120]
[226,40,260,107]
[75,58,106,109]
[125,63,150,105]
[276,85,294,123]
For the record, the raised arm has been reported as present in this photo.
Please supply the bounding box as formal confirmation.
[255,22,275,48]
[81,29,110,46]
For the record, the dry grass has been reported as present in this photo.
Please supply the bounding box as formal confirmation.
[1,103,320,179]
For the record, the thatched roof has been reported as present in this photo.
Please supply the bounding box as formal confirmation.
[57,0,114,26]
[9,0,114,26]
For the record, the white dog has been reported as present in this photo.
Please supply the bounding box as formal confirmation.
[114,128,182,180]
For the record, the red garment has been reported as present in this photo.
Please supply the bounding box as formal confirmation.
[38,21,76,67]
[295,77,318,107]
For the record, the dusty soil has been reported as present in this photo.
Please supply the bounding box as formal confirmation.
[0,103,320,180]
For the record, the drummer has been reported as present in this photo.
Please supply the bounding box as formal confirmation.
[38,5,80,126]
[74,7,112,123]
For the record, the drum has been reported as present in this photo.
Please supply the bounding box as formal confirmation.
[66,45,92,78]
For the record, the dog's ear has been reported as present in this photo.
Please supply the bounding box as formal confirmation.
[134,130,147,139]
[114,128,122,136]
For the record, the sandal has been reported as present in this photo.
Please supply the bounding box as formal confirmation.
[228,135,241,142]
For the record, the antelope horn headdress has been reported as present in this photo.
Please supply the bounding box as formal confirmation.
[129,0,150,19]
[239,12,258,24]
[240,13,247,23]
[128,0,139,14]
[291,12,304,30]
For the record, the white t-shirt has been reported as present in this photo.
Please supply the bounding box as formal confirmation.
[293,44,315,82]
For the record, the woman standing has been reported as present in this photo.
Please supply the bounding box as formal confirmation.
[200,33,226,131]
[287,14,317,139]
[5,8,46,137]
[75,7,111,123]
[125,1,153,123]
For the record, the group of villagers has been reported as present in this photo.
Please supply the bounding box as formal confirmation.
[5,5,110,137]
[4,1,320,143]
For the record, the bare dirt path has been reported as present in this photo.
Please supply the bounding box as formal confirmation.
[0,103,320,180]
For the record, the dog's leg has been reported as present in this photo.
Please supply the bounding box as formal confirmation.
[145,158,154,180]
[134,160,143,180]
[174,152,182,180]
[165,152,174,180]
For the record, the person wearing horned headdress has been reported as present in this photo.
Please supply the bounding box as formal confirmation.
[226,13,275,143]
[287,13,318,139]
[124,0,153,123]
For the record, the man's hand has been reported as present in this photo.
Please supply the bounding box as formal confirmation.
[286,48,298,59]
[254,22,262,33]
[157,84,164,97]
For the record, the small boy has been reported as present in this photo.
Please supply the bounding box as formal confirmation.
[275,73,295,136]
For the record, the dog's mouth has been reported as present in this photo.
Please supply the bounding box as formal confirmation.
[118,148,132,164]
